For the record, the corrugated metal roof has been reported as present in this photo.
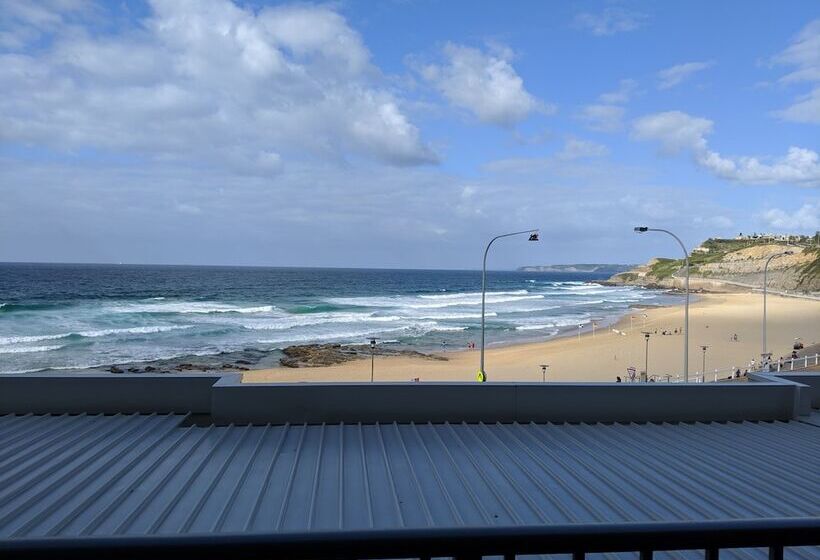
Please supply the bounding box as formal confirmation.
[0,413,818,558]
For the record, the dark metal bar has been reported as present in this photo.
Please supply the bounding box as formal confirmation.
[639,550,653,560]
[572,552,584,560]
[705,548,719,560]
[0,517,818,560]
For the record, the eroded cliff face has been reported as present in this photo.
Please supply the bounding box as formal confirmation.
[608,244,820,294]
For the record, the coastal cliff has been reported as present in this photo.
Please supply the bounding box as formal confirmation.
[518,264,633,274]
[607,238,820,294]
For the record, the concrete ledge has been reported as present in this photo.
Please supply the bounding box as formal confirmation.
[211,378,518,424]
[211,377,805,424]
[771,373,820,408]
[1,371,816,424]
[0,372,220,415]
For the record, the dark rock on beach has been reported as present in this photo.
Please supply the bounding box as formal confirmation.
[95,343,444,374]
[279,343,447,368]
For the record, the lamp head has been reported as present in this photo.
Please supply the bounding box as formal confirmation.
[528,232,539,241]
[634,226,649,233]
[369,338,377,349]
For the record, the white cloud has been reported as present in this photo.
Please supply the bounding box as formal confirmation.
[578,79,636,133]
[774,19,820,84]
[776,87,820,124]
[578,104,625,132]
[418,42,546,127]
[599,79,638,104]
[558,138,609,160]
[657,61,714,90]
[573,8,647,36]
[0,0,437,169]
[772,20,820,124]
[762,202,820,230]
[632,111,820,186]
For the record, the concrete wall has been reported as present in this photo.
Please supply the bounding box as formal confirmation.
[1,371,815,424]
[0,372,220,415]
[769,373,820,408]
[211,377,806,425]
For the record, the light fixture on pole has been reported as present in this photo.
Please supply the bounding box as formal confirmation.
[762,250,793,356]
[700,345,710,383]
[642,331,651,382]
[369,337,378,382]
[478,229,539,383]
[540,364,549,383]
[634,226,690,382]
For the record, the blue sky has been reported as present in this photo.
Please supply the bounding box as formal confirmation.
[0,0,818,269]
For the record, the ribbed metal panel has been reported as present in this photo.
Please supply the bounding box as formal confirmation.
[0,413,818,559]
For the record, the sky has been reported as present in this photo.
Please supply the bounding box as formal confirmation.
[0,0,818,269]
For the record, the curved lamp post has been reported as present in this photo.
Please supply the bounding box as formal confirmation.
[634,227,690,382]
[478,229,539,382]
[762,251,793,356]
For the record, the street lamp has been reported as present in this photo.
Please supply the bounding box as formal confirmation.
[642,331,651,382]
[762,251,793,356]
[700,345,709,383]
[478,229,539,382]
[634,227,690,382]
[369,337,378,382]
[540,364,549,383]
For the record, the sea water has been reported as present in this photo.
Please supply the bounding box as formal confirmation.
[0,263,680,373]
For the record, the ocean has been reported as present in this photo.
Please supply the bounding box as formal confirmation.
[0,263,680,373]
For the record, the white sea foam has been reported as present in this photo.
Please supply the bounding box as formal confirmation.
[327,293,543,310]
[0,345,64,354]
[109,301,276,314]
[242,313,403,331]
[418,289,528,300]
[0,325,192,346]
[0,333,69,345]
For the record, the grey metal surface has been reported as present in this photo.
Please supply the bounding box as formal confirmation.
[0,413,818,558]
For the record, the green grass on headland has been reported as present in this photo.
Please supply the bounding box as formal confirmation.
[647,238,816,280]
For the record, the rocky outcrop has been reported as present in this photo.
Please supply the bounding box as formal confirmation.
[279,343,448,368]
[609,241,820,294]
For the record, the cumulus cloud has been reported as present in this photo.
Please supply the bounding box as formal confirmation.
[418,43,546,127]
[657,61,714,90]
[573,8,647,36]
[772,20,820,124]
[632,111,820,186]
[762,202,820,230]
[0,0,437,169]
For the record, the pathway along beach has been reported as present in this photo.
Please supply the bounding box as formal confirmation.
[243,292,820,383]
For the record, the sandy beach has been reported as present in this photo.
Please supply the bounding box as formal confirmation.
[243,292,820,383]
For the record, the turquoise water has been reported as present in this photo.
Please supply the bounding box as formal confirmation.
[0,263,679,373]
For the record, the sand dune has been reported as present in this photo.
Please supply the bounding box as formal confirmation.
[243,292,820,384]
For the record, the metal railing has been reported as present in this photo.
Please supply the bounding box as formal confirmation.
[2,518,819,559]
